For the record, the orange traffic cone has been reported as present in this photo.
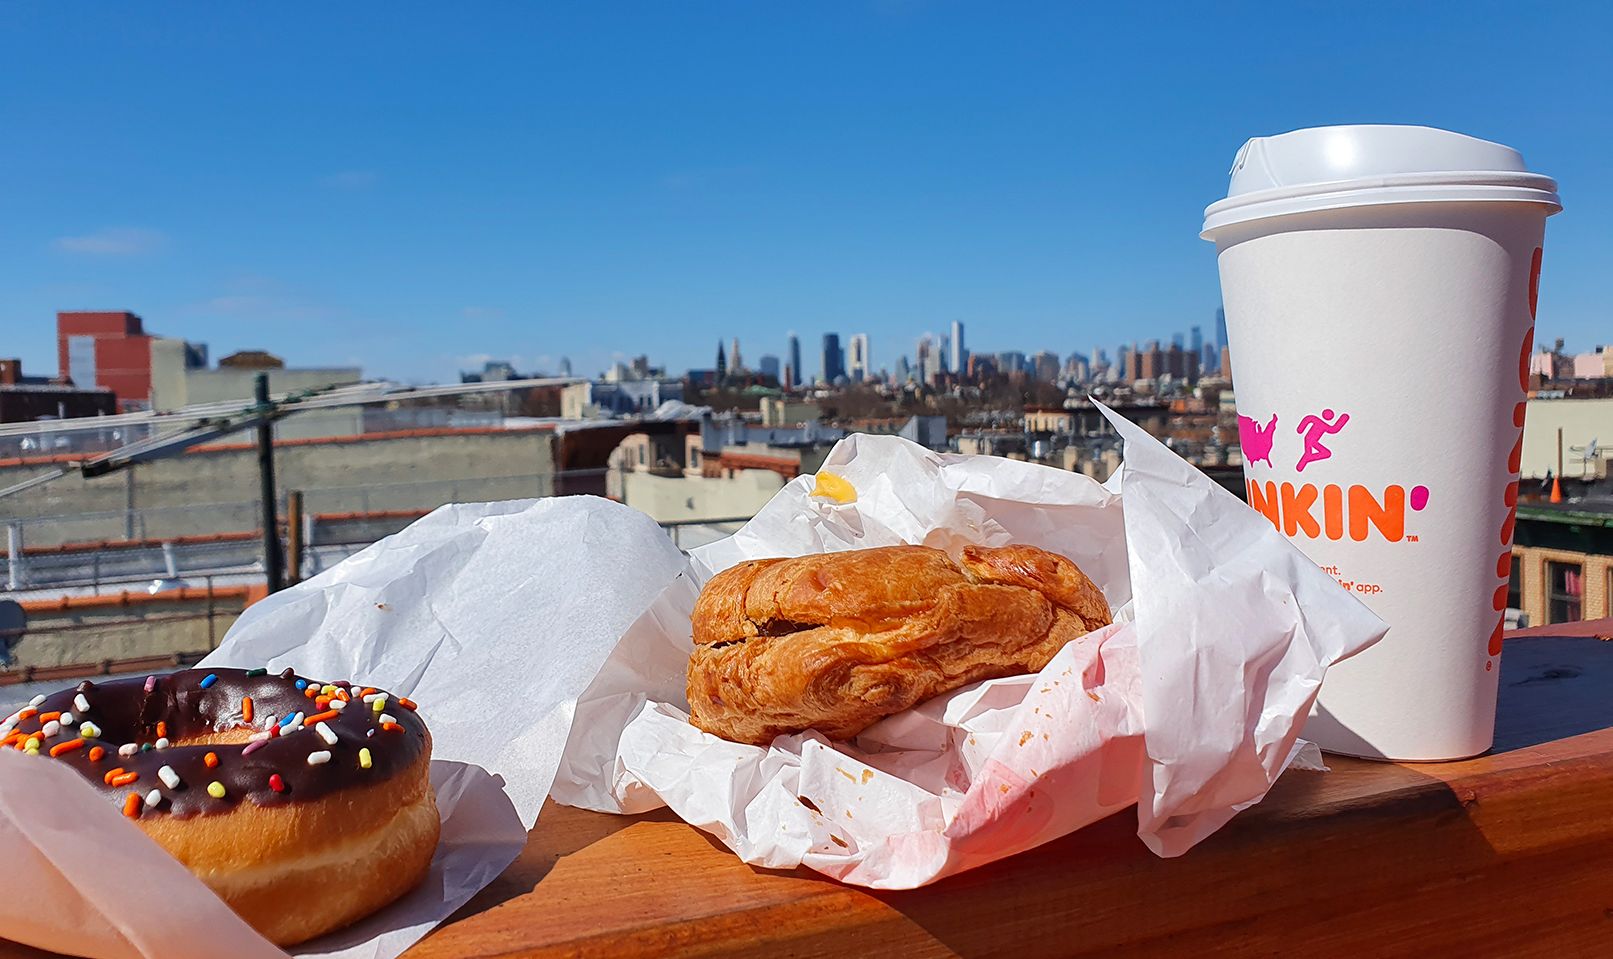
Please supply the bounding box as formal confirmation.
[1550,476,1563,503]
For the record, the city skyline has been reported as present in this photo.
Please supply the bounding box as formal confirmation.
[4,5,1610,384]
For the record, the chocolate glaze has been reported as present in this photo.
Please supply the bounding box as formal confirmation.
[4,668,428,818]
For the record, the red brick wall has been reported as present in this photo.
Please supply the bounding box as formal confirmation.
[56,311,152,408]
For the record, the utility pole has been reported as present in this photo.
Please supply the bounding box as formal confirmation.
[256,374,285,593]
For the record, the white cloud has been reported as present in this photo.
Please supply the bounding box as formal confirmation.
[319,170,379,190]
[52,227,167,256]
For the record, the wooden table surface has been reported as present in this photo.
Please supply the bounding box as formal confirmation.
[404,632,1613,958]
[7,632,1613,957]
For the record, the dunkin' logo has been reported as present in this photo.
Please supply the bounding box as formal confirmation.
[1241,405,1430,543]
[1245,479,1431,543]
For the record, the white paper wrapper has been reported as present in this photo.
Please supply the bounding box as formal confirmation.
[552,408,1387,885]
[1,496,687,958]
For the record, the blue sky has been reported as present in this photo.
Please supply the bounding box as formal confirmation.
[3,2,1609,383]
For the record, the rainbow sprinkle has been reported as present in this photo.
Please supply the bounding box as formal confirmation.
[206,781,226,799]
[123,793,142,818]
[49,738,85,758]
[144,789,162,809]
[199,673,218,690]
[242,738,269,757]
[143,675,156,693]
[157,765,181,789]
[269,773,286,793]
[246,667,267,677]
[306,750,332,766]
[74,693,91,713]
[359,748,373,769]
[315,722,338,746]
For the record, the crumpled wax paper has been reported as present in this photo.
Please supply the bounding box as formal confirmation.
[551,407,1388,887]
[1,496,688,959]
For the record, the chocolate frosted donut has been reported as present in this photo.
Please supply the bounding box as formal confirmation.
[1,667,439,945]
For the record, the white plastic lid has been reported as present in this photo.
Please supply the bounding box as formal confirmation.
[1202,125,1561,237]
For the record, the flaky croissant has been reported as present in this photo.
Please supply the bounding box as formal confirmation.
[687,544,1112,745]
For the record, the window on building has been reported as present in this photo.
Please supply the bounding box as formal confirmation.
[1507,554,1521,611]
[1547,560,1583,624]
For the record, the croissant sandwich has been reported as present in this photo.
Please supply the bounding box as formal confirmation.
[687,544,1112,746]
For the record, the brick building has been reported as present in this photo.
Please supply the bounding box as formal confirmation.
[0,358,116,423]
[1510,504,1613,626]
[56,311,155,410]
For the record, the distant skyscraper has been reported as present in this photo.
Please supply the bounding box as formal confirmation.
[1135,340,1162,381]
[1166,342,1186,380]
[716,341,727,382]
[895,355,911,383]
[949,320,966,375]
[996,351,1026,375]
[788,334,802,389]
[939,335,951,375]
[848,333,871,383]
[915,336,932,385]
[558,356,573,377]
[731,337,743,373]
[1190,326,1203,356]
[759,354,780,380]
[1031,350,1060,382]
[821,333,844,384]
[1215,308,1228,350]
[1201,342,1217,374]
[1171,332,1185,350]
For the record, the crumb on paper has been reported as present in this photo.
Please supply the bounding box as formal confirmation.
[375,603,389,610]
[861,769,873,784]
[837,767,857,782]
[830,834,849,848]
[810,472,857,504]
[1018,731,1032,746]
[999,784,1010,794]
[1087,690,1101,703]
[846,810,854,819]
[798,795,821,814]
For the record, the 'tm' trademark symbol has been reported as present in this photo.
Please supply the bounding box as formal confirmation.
[1405,535,1420,543]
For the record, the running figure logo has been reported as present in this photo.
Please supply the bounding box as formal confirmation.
[1295,409,1349,471]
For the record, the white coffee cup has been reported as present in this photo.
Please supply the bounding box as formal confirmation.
[1202,125,1561,761]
